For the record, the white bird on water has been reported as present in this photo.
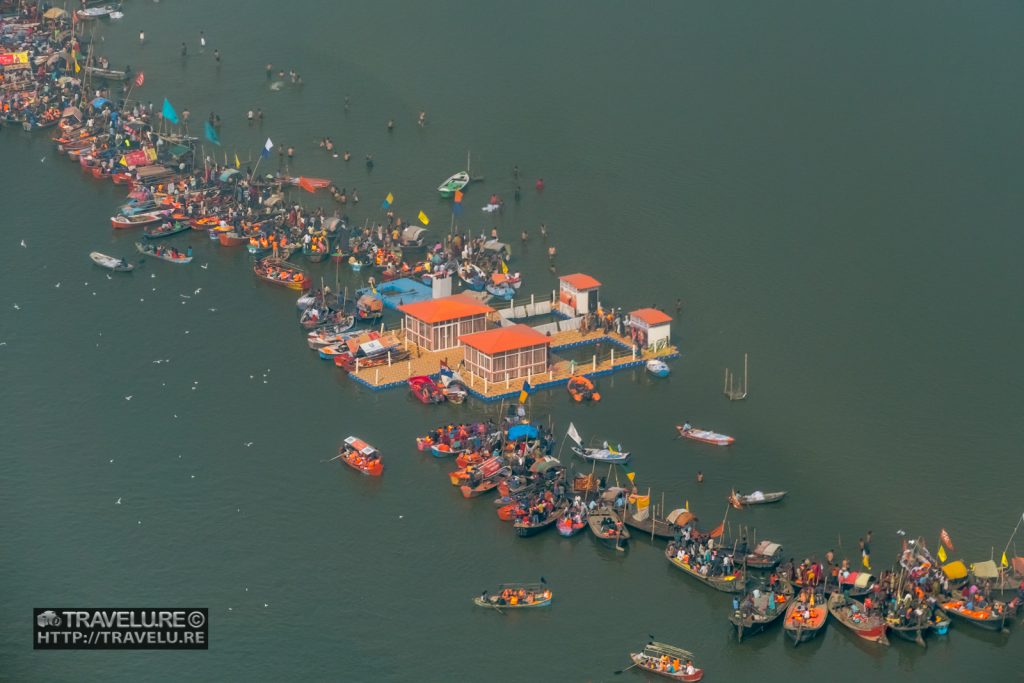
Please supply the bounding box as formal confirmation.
[115,497,122,505]
[194,288,202,295]
[55,282,61,288]
[106,274,112,280]
[125,395,133,400]
[244,442,253,447]
[200,263,209,269]
[20,239,27,247]
[12,304,20,310]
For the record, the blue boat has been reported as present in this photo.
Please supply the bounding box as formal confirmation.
[646,359,670,378]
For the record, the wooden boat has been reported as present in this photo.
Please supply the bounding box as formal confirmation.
[460,474,508,499]
[110,211,168,229]
[77,6,117,20]
[89,252,134,272]
[743,540,784,569]
[334,346,410,372]
[303,241,329,263]
[827,593,889,645]
[729,580,794,642]
[676,424,734,446]
[485,277,516,301]
[438,171,470,198]
[332,436,382,476]
[729,490,787,508]
[557,513,586,537]
[301,309,351,331]
[783,590,828,645]
[940,599,1011,632]
[218,231,249,247]
[570,444,629,463]
[624,507,697,540]
[587,505,629,551]
[306,323,358,349]
[886,613,928,647]
[929,608,951,636]
[628,642,703,681]
[647,359,671,378]
[473,582,551,609]
[355,293,384,320]
[135,242,192,264]
[409,375,446,405]
[665,544,746,593]
[791,571,876,598]
[84,65,128,81]
[567,374,600,402]
[514,502,568,537]
[254,258,311,291]
[143,221,191,240]
[457,262,486,291]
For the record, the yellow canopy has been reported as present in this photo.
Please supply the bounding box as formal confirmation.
[43,7,66,19]
[942,560,967,580]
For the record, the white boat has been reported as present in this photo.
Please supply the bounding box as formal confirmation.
[566,422,630,463]
[676,424,734,446]
[77,6,116,19]
[646,359,670,377]
[438,171,469,197]
[89,251,134,272]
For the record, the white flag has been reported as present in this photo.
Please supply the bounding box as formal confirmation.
[567,422,582,445]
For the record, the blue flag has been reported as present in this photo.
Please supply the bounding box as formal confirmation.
[261,137,273,159]
[162,98,179,124]
[452,202,463,217]
[204,120,221,146]
[518,380,532,404]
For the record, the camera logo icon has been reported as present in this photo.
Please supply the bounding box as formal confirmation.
[37,610,61,628]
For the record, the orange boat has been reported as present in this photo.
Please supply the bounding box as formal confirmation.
[218,231,248,247]
[333,436,383,476]
[567,374,600,402]
[783,590,828,645]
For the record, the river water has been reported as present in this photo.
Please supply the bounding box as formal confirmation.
[1,1,1021,680]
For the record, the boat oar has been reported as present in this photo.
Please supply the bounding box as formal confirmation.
[613,663,637,675]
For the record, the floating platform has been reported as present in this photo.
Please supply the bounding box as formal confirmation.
[356,278,432,310]
[347,327,678,401]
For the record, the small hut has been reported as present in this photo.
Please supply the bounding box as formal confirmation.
[459,324,551,384]
[628,308,672,350]
[557,273,601,317]
[399,294,493,351]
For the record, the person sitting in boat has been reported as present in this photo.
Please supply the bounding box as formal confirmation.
[684,660,696,676]
[682,422,692,432]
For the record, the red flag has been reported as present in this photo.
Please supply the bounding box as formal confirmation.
[453,189,463,204]
[940,528,954,551]
[298,177,317,194]
[709,522,725,539]
[134,71,145,88]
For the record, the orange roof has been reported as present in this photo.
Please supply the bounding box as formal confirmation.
[460,324,551,355]
[630,308,673,325]
[399,294,494,324]
[559,273,601,290]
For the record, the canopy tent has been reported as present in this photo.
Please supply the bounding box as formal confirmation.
[971,559,999,579]
[61,106,82,119]
[91,97,111,109]
[600,486,630,502]
[942,560,968,580]
[529,458,562,474]
[401,225,427,242]
[666,509,697,526]
[324,217,344,233]
[753,540,782,557]
[218,168,240,182]
[43,7,67,19]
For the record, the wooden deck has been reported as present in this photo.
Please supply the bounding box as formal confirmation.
[348,325,679,400]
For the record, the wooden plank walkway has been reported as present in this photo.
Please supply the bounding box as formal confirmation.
[348,325,678,400]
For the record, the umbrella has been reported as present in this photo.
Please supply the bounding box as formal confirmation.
[218,169,241,182]
[43,7,66,19]
[91,97,111,110]
[507,424,538,441]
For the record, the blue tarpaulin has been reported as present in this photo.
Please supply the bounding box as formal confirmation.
[91,97,111,109]
[508,425,539,441]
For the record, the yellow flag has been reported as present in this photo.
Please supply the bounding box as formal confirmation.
[862,554,871,570]
[418,210,429,225]
[74,57,80,74]
[1002,552,1009,568]
[119,156,127,167]
[385,192,394,205]
[501,259,508,274]
[234,153,241,169]
[626,471,635,483]
[937,545,947,562]
[685,500,689,511]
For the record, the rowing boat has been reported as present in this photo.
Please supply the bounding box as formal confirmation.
[743,540,784,569]
[587,505,629,550]
[438,171,469,198]
[514,502,567,537]
[135,242,192,264]
[333,436,382,476]
[676,424,734,446]
[254,257,311,291]
[628,642,703,681]
[729,580,794,642]
[665,544,746,592]
[409,375,446,404]
[143,221,191,240]
[940,599,1011,632]
[827,593,889,645]
[570,443,629,463]
[730,490,786,508]
[89,252,134,272]
[783,590,828,645]
[557,513,586,537]
[473,582,551,609]
[110,211,169,229]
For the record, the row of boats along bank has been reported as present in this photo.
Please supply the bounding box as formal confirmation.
[329,410,1024,676]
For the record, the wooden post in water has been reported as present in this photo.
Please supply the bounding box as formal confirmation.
[592,355,596,372]
[387,351,392,367]
[375,368,379,384]
[611,348,615,367]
